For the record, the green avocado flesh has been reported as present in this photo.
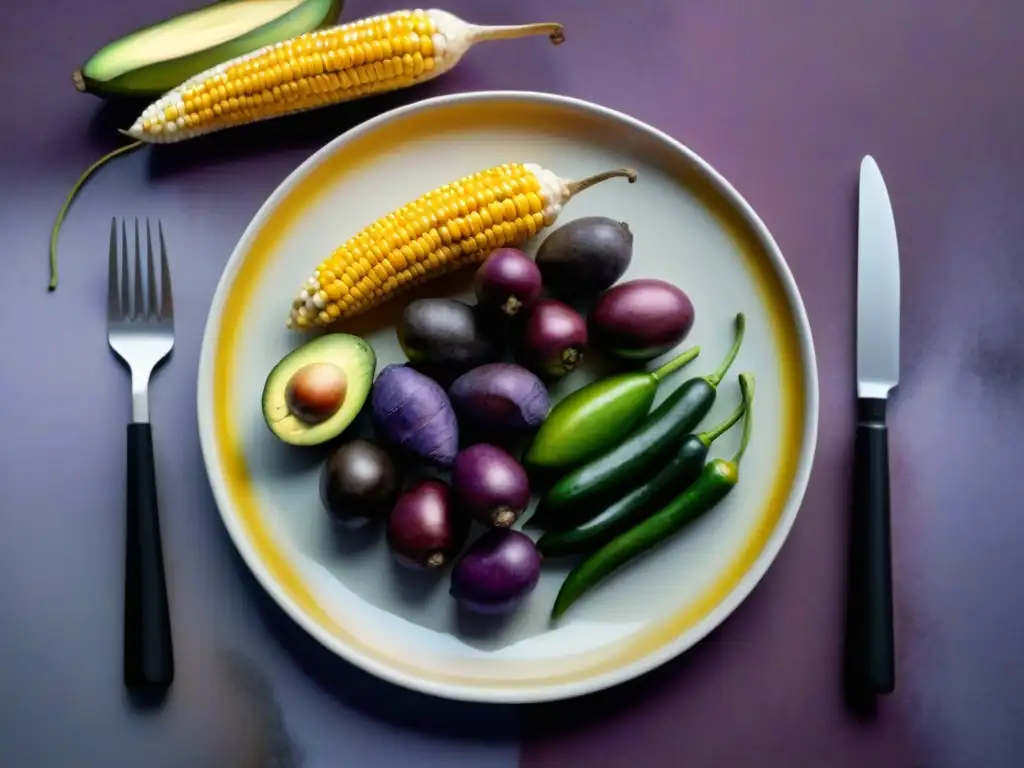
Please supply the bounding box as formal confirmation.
[261,333,375,447]
[76,0,343,98]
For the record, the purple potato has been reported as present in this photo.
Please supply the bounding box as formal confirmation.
[450,529,542,615]
[534,217,633,300]
[448,363,550,436]
[474,248,543,318]
[387,479,468,569]
[320,439,400,527]
[514,299,588,379]
[588,279,695,361]
[397,298,502,384]
[451,443,531,527]
[370,364,459,468]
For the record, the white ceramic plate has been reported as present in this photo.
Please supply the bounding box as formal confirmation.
[197,91,819,703]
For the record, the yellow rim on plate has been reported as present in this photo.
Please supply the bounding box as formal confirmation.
[197,91,819,703]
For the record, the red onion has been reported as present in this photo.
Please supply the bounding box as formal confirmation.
[386,480,468,569]
[588,279,695,361]
[451,444,530,528]
[474,248,543,317]
[450,529,542,615]
[514,299,588,379]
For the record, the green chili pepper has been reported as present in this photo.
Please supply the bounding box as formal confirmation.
[524,345,701,472]
[550,372,755,621]
[540,313,746,518]
[537,385,748,557]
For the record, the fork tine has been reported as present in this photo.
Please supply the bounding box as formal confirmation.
[107,217,120,322]
[146,220,158,319]
[158,221,174,322]
[133,218,144,320]
[120,219,130,320]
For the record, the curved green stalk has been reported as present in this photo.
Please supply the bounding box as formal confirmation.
[704,312,746,387]
[49,140,144,291]
[697,391,747,447]
[730,372,755,464]
[651,345,700,381]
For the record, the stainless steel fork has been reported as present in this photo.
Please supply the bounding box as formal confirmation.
[108,217,175,696]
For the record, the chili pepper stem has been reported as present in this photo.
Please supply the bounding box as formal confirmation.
[729,372,756,465]
[697,391,747,447]
[704,312,746,387]
[49,139,145,291]
[651,345,701,382]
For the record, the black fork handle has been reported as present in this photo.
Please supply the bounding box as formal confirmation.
[124,423,174,694]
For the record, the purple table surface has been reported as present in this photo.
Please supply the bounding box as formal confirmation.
[3,0,1024,766]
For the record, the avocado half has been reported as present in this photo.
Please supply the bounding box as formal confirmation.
[74,0,344,98]
[261,333,375,447]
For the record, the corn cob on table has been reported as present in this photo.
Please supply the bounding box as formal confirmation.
[127,9,564,143]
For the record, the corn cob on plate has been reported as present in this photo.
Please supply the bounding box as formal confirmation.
[196,90,819,704]
[287,163,637,330]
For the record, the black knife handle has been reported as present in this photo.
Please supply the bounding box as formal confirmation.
[844,397,895,696]
[124,423,174,694]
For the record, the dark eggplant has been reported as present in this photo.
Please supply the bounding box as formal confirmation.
[534,216,633,300]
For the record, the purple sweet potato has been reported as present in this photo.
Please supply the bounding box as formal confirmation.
[448,363,550,436]
[370,364,459,468]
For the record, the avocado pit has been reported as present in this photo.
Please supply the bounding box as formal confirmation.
[285,362,347,424]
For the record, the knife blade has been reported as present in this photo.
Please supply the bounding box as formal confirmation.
[845,155,899,698]
[857,156,901,398]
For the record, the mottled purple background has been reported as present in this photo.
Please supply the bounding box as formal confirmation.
[3,0,1024,766]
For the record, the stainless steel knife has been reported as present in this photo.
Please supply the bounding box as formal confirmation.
[845,155,900,697]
